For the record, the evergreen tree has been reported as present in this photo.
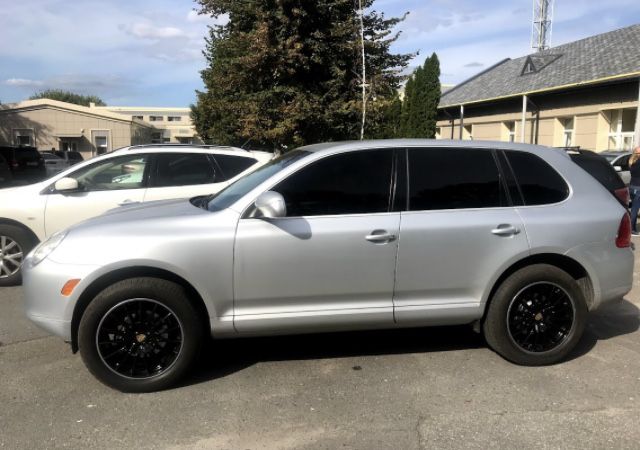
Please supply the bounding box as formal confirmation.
[399,53,441,138]
[191,0,413,150]
[29,89,106,106]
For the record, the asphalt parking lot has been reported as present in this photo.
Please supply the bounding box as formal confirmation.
[1,259,640,449]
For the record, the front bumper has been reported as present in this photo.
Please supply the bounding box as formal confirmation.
[23,257,99,341]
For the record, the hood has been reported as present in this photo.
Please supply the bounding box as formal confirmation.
[71,198,209,232]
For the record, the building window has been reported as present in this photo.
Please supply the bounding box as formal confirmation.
[91,130,109,155]
[505,121,516,142]
[13,129,35,147]
[149,115,164,122]
[607,109,637,151]
[132,115,144,120]
[167,116,182,122]
[163,137,171,143]
[561,117,575,147]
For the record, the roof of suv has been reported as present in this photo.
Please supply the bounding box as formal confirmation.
[298,139,571,158]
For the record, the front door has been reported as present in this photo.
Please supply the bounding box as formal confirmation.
[393,147,530,325]
[44,154,150,236]
[233,148,400,334]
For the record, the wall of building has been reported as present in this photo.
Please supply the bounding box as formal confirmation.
[437,80,639,152]
[0,106,152,157]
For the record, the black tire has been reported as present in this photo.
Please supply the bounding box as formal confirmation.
[483,264,587,366]
[78,277,204,392]
[0,224,37,287]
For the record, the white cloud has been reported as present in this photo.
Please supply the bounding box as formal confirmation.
[124,22,186,39]
[5,78,44,87]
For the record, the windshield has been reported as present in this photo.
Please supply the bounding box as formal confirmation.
[206,150,311,211]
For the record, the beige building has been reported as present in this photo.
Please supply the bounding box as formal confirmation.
[437,24,640,152]
[0,100,202,158]
[90,105,202,145]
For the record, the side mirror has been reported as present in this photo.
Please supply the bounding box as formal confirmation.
[254,191,286,218]
[614,165,622,172]
[54,177,79,192]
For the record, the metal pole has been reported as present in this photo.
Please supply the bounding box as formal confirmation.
[459,105,464,140]
[358,0,366,140]
[521,95,528,143]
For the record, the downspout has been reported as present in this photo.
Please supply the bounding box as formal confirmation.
[459,105,465,140]
[521,95,528,143]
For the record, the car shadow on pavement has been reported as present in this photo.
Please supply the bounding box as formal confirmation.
[567,298,640,361]
[180,299,640,388]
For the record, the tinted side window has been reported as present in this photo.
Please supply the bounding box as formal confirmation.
[154,153,216,187]
[69,155,150,191]
[505,150,569,205]
[408,148,506,211]
[273,149,393,217]
[213,154,257,181]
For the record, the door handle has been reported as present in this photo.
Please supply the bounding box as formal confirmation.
[365,230,397,243]
[491,224,520,236]
[118,199,140,206]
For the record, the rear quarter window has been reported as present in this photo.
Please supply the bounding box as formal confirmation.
[504,150,570,206]
[213,154,258,181]
[569,155,625,191]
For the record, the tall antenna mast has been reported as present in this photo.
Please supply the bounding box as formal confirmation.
[531,0,554,52]
[358,0,367,140]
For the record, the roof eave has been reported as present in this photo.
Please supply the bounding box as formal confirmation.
[438,71,640,109]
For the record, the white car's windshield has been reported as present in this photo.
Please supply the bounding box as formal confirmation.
[205,150,310,211]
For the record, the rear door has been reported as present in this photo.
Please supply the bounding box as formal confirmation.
[143,152,225,201]
[393,147,530,325]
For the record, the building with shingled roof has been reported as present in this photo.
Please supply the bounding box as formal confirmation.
[436,24,640,152]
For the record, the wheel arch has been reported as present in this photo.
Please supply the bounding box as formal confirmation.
[70,266,211,353]
[483,253,594,321]
[0,217,40,246]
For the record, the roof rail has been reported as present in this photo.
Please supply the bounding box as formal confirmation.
[126,143,246,152]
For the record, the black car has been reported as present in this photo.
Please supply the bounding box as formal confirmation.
[565,148,628,206]
[0,153,12,186]
[0,146,47,184]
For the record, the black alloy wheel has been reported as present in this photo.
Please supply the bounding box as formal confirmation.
[507,282,575,353]
[79,277,203,392]
[96,299,184,379]
[483,264,587,366]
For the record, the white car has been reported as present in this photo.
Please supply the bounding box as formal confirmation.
[0,145,272,285]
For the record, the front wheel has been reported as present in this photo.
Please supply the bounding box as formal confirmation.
[78,278,204,392]
[483,264,587,366]
[0,224,36,286]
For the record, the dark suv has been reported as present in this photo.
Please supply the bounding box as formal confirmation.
[0,146,46,184]
[0,153,12,186]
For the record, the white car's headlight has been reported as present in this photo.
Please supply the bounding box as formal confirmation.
[31,231,68,266]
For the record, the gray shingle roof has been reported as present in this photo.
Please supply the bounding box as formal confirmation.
[439,24,640,108]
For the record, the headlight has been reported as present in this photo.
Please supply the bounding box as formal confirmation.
[31,231,68,266]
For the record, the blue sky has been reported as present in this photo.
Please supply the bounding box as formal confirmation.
[1,0,639,106]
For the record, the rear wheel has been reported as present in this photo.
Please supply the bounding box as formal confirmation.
[78,277,203,392]
[0,224,36,286]
[483,264,587,365]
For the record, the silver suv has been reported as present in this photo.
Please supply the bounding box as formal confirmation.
[23,140,634,392]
